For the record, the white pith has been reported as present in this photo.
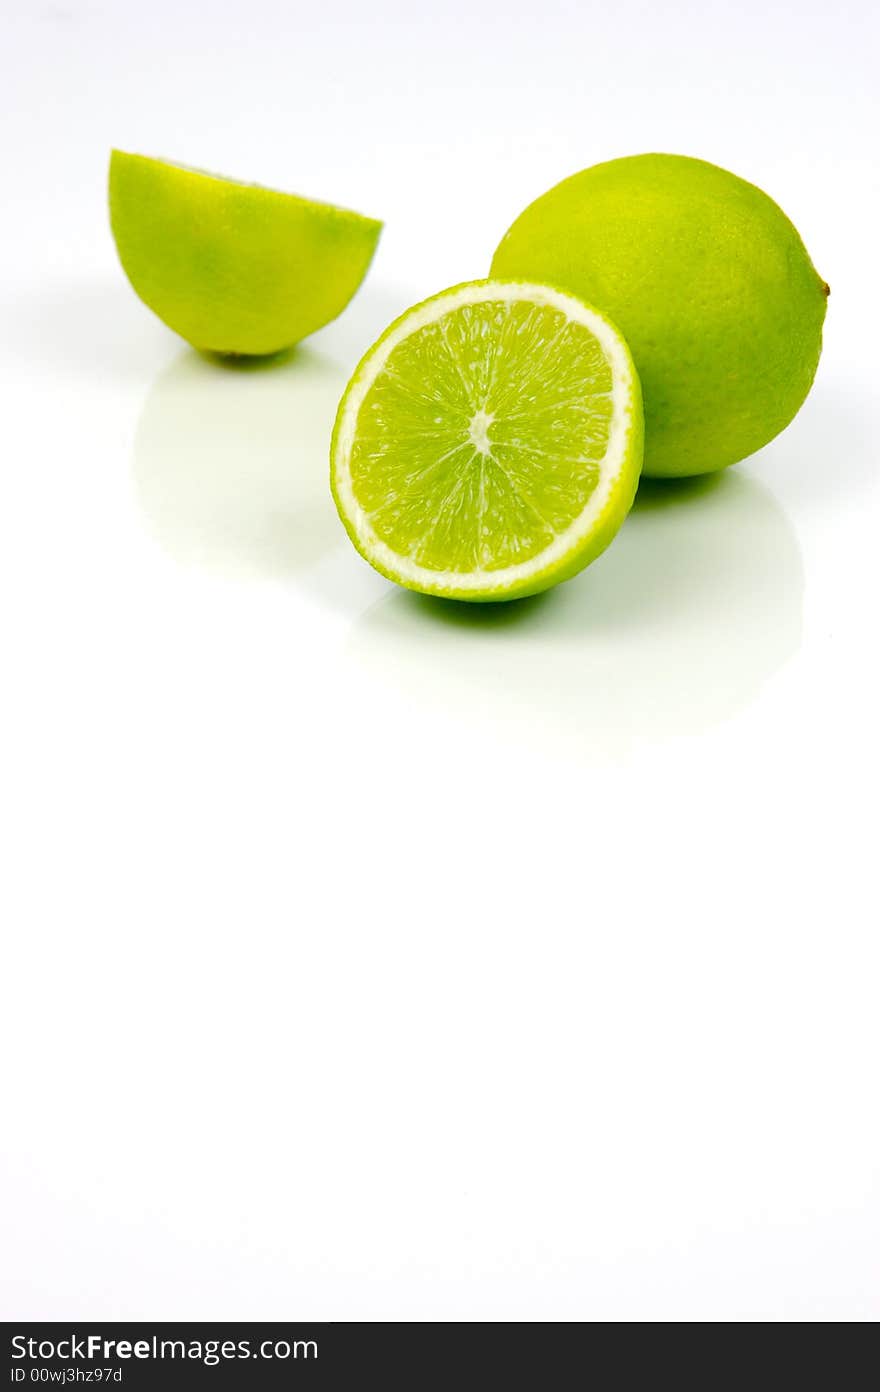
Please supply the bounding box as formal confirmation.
[332,281,638,594]
[468,407,495,456]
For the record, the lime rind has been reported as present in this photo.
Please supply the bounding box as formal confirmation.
[109,149,382,356]
[112,150,380,227]
[331,279,644,601]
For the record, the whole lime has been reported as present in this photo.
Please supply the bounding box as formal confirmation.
[491,154,828,477]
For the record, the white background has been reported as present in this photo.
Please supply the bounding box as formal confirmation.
[2,0,878,1322]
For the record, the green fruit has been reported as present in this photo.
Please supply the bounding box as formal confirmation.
[109,150,382,356]
[491,153,828,477]
[331,279,643,601]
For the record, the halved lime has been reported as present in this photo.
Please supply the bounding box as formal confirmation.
[331,280,643,601]
[109,150,382,356]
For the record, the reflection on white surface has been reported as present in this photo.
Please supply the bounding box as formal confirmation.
[349,471,803,750]
[131,283,417,584]
[133,345,347,578]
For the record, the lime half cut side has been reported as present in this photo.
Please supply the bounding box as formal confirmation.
[331,280,643,601]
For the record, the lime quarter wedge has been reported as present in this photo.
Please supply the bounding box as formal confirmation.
[331,279,643,601]
[109,149,382,356]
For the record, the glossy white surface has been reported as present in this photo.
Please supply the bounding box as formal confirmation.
[2,0,877,1322]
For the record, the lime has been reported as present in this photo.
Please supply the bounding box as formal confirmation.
[109,150,382,356]
[491,154,828,477]
[330,279,643,601]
